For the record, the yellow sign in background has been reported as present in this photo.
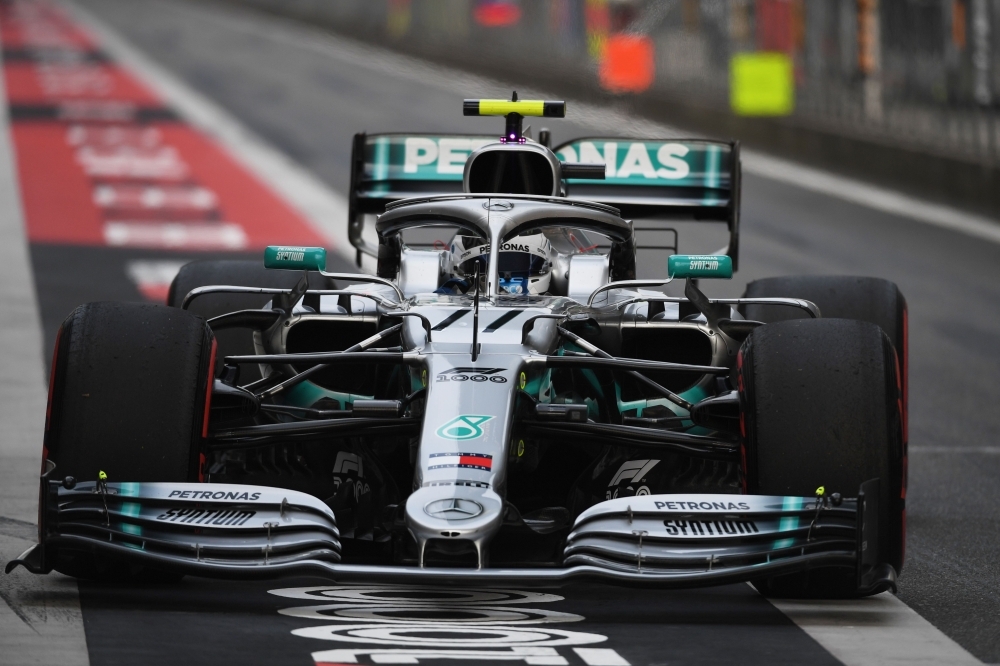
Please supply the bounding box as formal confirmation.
[730,52,794,116]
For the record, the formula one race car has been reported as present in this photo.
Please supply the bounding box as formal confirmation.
[9,97,907,598]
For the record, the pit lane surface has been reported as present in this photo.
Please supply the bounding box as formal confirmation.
[2,0,999,664]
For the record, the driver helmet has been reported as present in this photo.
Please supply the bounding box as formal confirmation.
[450,233,552,295]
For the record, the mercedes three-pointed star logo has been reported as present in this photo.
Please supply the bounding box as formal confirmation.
[424,498,484,520]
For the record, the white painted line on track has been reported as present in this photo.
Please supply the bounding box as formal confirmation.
[769,592,983,666]
[62,0,353,261]
[909,445,1000,454]
[743,152,1000,245]
[573,647,631,665]
[159,0,1000,248]
[0,24,91,666]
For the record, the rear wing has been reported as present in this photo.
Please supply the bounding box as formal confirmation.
[348,132,495,263]
[554,138,741,269]
[349,133,742,270]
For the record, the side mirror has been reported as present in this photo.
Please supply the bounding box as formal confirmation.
[667,254,733,280]
[264,246,326,271]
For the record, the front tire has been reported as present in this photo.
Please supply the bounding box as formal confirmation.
[738,318,904,598]
[44,302,215,578]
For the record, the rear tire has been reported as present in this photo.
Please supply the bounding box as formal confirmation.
[44,302,215,579]
[738,318,904,598]
[167,259,334,384]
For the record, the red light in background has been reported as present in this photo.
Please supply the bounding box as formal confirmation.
[599,34,655,93]
[474,1,521,28]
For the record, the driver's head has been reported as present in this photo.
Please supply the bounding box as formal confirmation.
[450,233,552,294]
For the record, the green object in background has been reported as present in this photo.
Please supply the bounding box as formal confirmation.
[264,246,327,271]
[668,255,733,279]
[730,52,794,117]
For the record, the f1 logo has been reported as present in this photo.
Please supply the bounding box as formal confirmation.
[609,459,660,486]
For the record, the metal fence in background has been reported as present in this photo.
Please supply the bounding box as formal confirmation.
[235,0,1000,168]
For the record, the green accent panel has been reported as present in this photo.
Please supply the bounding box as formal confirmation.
[264,246,327,271]
[668,254,733,279]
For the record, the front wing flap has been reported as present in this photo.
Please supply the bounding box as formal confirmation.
[7,478,893,593]
[6,480,341,578]
[565,481,888,593]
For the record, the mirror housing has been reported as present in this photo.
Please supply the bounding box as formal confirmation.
[264,246,326,271]
[667,254,733,279]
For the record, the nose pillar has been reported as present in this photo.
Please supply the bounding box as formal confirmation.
[405,485,504,568]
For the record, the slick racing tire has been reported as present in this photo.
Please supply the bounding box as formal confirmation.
[167,259,335,384]
[738,318,904,598]
[44,302,215,579]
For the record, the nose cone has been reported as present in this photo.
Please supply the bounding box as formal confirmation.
[405,485,504,566]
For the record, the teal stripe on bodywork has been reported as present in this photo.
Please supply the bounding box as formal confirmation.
[121,500,143,546]
[120,502,141,518]
[119,482,140,497]
[372,135,390,195]
[615,384,707,424]
[283,381,373,411]
[774,496,803,549]
[703,145,720,205]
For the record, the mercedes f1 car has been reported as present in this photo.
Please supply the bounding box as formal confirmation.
[9,97,907,598]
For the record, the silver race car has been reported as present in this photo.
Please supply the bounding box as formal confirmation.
[10,97,907,598]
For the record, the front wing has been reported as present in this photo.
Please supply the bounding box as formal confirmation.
[6,477,895,593]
